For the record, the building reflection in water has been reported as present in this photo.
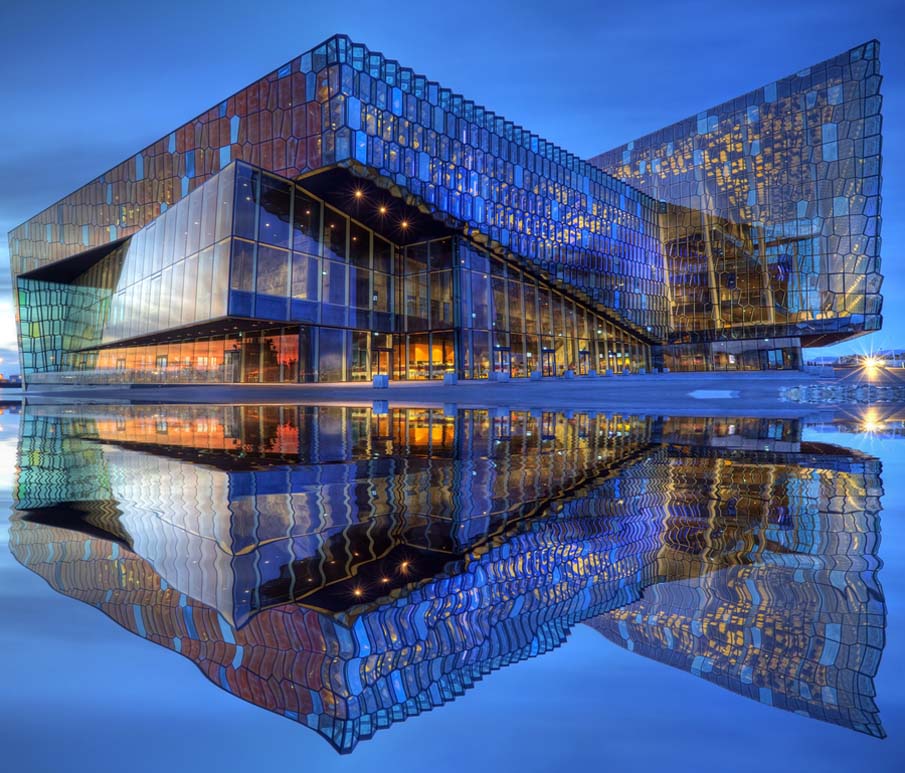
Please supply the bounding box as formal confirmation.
[9,405,885,751]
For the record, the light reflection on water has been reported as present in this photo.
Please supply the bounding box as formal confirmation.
[2,403,890,757]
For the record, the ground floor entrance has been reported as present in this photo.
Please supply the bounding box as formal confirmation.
[660,337,802,372]
[542,348,557,377]
[373,348,392,377]
[67,321,654,385]
[494,347,511,377]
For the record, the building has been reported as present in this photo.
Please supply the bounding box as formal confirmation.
[8,37,883,387]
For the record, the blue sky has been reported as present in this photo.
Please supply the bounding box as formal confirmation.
[0,0,902,373]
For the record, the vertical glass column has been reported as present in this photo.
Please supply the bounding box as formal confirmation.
[523,278,538,375]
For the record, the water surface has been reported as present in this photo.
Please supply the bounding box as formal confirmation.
[1,402,903,772]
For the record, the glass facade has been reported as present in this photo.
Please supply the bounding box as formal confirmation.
[663,336,802,372]
[9,36,883,384]
[593,41,883,368]
[19,160,650,385]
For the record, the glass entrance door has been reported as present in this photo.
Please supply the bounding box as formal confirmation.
[493,347,511,377]
[374,349,392,377]
[578,349,590,375]
[541,348,556,377]
[224,349,241,382]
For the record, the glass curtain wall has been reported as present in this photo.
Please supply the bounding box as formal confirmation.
[456,239,650,378]
[25,161,649,385]
[86,328,304,384]
[106,164,234,342]
[662,338,801,372]
[593,41,883,346]
[221,163,648,382]
[228,162,401,382]
[399,237,455,379]
[17,167,235,381]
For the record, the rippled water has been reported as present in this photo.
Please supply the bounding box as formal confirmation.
[1,402,903,772]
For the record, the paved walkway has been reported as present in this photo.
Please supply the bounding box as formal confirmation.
[24,371,843,418]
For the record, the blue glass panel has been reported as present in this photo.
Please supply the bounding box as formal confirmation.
[228,290,254,317]
[293,190,321,254]
[354,131,368,164]
[290,298,319,323]
[347,96,361,130]
[258,175,292,248]
[234,166,259,241]
[254,294,289,321]
[321,304,347,327]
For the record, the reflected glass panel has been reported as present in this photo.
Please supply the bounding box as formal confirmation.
[163,207,176,266]
[230,239,255,292]
[373,271,391,314]
[491,274,507,331]
[432,331,455,376]
[195,247,213,320]
[539,286,553,335]
[323,260,346,306]
[373,235,392,273]
[200,177,218,248]
[181,254,197,325]
[211,240,229,318]
[170,261,184,326]
[430,270,453,327]
[350,265,370,311]
[187,187,204,255]
[405,271,428,331]
[318,328,344,381]
[407,333,430,379]
[173,197,189,263]
[292,188,321,254]
[241,333,260,383]
[471,271,490,329]
[234,164,258,240]
[261,332,283,382]
[256,246,289,297]
[430,237,453,270]
[159,267,172,329]
[322,207,347,261]
[472,330,490,378]
[280,333,299,382]
[291,253,319,300]
[349,223,370,268]
[215,163,236,243]
[350,330,370,381]
[258,174,291,248]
